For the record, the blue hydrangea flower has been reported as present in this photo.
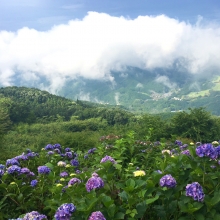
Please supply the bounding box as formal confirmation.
[38,166,51,175]
[160,174,177,188]
[175,140,183,146]
[88,148,97,154]
[54,143,61,149]
[196,143,217,159]
[23,211,47,220]
[65,148,71,152]
[180,144,188,151]
[65,152,73,158]
[88,211,106,220]
[20,168,31,175]
[186,182,205,202]
[181,150,190,156]
[60,171,68,178]
[54,148,61,154]
[6,158,20,167]
[44,144,54,151]
[0,169,4,177]
[100,155,116,164]
[70,159,79,167]
[54,203,76,220]
[84,154,88,159]
[30,179,38,187]
[0,164,5,169]
[75,169,81,174]
[7,165,21,174]
[68,178,81,187]
[86,173,104,192]
[47,151,54,155]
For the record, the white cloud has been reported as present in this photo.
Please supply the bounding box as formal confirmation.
[155,75,177,89]
[0,12,220,91]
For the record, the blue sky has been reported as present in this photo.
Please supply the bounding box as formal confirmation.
[0,0,220,93]
[0,0,220,31]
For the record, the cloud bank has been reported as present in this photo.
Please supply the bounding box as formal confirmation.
[0,12,220,92]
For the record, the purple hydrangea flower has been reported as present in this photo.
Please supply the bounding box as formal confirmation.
[180,144,188,151]
[160,174,177,188]
[20,167,31,175]
[84,154,88,159]
[88,211,106,220]
[68,178,81,187]
[38,166,51,175]
[47,151,54,155]
[23,211,47,220]
[0,169,4,177]
[54,143,61,150]
[57,161,66,167]
[0,164,5,169]
[28,172,35,177]
[215,146,220,156]
[45,144,54,151]
[70,159,79,167]
[30,179,38,187]
[186,182,205,202]
[100,155,116,164]
[60,171,68,178]
[65,148,71,152]
[196,144,217,159]
[88,148,97,154]
[175,140,183,146]
[7,165,21,174]
[86,173,104,192]
[6,158,19,167]
[75,169,81,174]
[156,170,162,174]
[26,152,37,158]
[54,203,76,220]
[54,148,61,154]
[181,150,190,156]
[65,152,73,158]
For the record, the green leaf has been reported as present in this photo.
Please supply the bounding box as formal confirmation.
[136,202,147,218]
[210,192,220,206]
[146,195,159,205]
[102,195,113,208]
[115,212,125,219]
[195,213,205,220]
[17,193,23,202]
[118,191,128,201]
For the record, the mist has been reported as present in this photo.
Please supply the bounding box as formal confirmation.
[0,12,220,92]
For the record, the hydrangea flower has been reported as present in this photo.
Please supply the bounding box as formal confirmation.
[47,151,54,155]
[57,161,66,167]
[68,178,81,187]
[70,159,79,167]
[65,152,73,158]
[23,211,47,220]
[86,173,104,192]
[38,166,51,175]
[7,165,21,174]
[156,170,162,174]
[0,169,4,177]
[54,148,61,154]
[100,155,116,164]
[160,174,177,188]
[6,158,20,166]
[30,179,38,187]
[84,154,88,159]
[44,144,54,151]
[175,140,183,146]
[180,144,188,151]
[0,164,5,169]
[65,148,71,152]
[54,143,61,149]
[60,171,68,178]
[133,170,146,177]
[196,144,217,159]
[20,167,30,174]
[162,150,171,155]
[181,150,190,156]
[88,148,97,154]
[54,203,76,220]
[185,182,205,202]
[75,169,81,174]
[88,211,106,220]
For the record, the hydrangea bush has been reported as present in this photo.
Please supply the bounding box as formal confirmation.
[1,134,220,219]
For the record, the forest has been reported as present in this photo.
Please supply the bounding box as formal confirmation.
[1,87,220,219]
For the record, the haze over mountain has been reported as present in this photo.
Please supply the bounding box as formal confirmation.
[0,1,220,114]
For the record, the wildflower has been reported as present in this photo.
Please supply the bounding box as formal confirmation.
[185,182,205,202]
[133,170,146,177]
[54,203,76,220]
[100,155,116,164]
[86,173,104,192]
[7,165,21,174]
[30,179,38,187]
[60,171,68,178]
[60,178,65,182]
[38,166,51,175]
[70,159,79,167]
[70,173,76,177]
[56,183,63,187]
[68,178,81,187]
[212,141,219,145]
[23,211,47,220]
[88,211,106,220]
[6,158,19,167]
[44,144,54,151]
[160,174,177,188]
[57,161,67,167]
[65,164,71,168]
[190,142,194,145]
